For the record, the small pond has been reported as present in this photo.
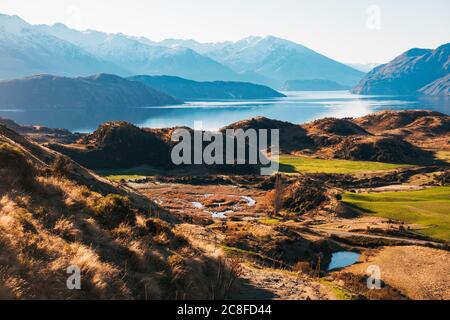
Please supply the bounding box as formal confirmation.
[327,251,361,271]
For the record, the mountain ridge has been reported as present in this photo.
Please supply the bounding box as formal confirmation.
[0,13,364,87]
[0,73,181,109]
[353,43,450,96]
[129,75,286,100]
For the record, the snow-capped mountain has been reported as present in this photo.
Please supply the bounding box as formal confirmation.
[35,22,240,81]
[205,36,365,86]
[0,14,126,79]
[0,13,364,87]
[154,38,232,54]
[346,63,380,73]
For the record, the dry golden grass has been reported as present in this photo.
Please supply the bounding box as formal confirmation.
[0,141,242,300]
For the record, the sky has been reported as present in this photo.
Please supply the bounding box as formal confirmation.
[0,0,449,64]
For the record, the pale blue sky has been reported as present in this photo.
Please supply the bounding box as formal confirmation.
[1,0,449,64]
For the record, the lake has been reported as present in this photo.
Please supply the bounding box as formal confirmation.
[1,91,449,132]
[327,251,361,271]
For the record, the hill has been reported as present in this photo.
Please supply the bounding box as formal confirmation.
[49,122,172,170]
[48,121,259,174]
[221,117,314,153]
[0,124,243,299]
[0,117,79,144]
[129,75,285,100]
[12,110,448,175]
[353,43,450,96]
[0,74,180,110]
[353,110,450,151]
[353,110,449,134]
[221,113,443,165]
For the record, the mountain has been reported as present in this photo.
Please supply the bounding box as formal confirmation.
[0,14,126,79]
[155,38,231,54]
[283,79,351,91]
[0,74,180,110]
[129,75,285,100]
[36,23,241,82]
[353,43,450,96]
[205,36,365,87]
[346,63,380,73]
[1,13,364,86]
[419,74,450,96]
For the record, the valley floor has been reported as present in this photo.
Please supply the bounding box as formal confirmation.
[118,160,449,300]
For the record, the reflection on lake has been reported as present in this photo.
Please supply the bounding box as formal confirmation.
[1,91,449,132]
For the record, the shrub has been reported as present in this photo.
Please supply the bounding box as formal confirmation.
[294,261,313,275]
[0,143,36,189]
[92,194,136,227]
[282,179,327,215]
[51,154,72,177]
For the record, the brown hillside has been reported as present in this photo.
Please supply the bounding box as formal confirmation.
[332,136,436,164]
[49,122,172,170]
[353,110,450,151]
[303,118,370,136]
[0,117,80,144]
[222,117,314,152]
[353,110,449,134]
[0,125,241,299]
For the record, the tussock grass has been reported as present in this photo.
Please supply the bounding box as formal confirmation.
[0,142,241,300]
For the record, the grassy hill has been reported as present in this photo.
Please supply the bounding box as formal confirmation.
[0,125,240,299]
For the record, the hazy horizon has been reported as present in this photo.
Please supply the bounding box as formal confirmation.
[1,0,449,64]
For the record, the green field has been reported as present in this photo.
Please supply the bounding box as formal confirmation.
[343,187,450,241]
[97,165,160,181]
[278,155,412,174]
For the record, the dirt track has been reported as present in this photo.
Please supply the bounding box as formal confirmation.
[313,227,443,246]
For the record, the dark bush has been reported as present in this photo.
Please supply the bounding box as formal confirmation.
[0,143,36,189]
[92,194,136,227]
[51,154,72,177]
[282,179,326,215]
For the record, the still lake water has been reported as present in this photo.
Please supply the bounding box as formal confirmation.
[1,91,449,132]
[327,251,361,271]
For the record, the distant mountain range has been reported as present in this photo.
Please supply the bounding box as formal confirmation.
[0,73,286,112]
[0,74,180,109]
[283,79,351,91]
[0,13,364,88]
[0,14,126,79]
[346,63,380,73]
[129,75,286,100]
[353,43,450,96]
[204,36,365,87]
